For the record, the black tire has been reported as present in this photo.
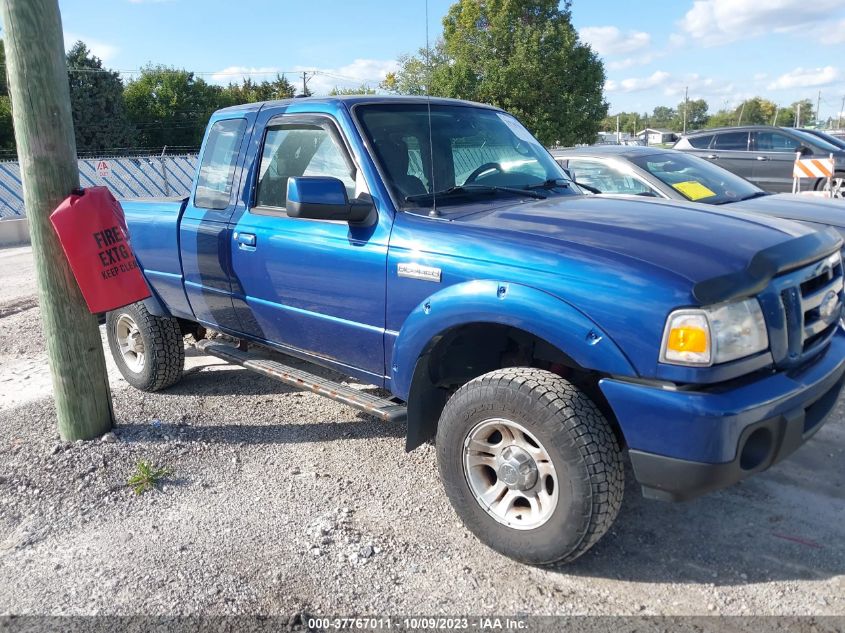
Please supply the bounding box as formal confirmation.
[106,302,185,392]
[436,367,623,565]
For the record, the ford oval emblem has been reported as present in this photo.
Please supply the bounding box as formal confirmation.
[819,290,839,320]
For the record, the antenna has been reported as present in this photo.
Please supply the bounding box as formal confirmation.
[425,0,440,217]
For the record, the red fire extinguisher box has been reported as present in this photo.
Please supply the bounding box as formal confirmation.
[50,186,151,313]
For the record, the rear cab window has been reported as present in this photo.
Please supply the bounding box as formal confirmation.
[194,118,247,210]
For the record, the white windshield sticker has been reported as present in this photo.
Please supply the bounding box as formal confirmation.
[497,113,535,143]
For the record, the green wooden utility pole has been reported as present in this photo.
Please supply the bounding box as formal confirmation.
[1,0,113,440]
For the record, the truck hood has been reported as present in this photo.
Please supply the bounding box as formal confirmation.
[455,194,821,287]
[729,193,845,231]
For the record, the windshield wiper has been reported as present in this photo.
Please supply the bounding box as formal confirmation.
[405,184,546,203]
[524,178,571,191]
[714,191,772,205]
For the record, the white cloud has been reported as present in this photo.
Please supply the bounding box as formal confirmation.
[767,66,840,90]
[608,54,658,71]
[605,71,671,93]
[63,33,118,63]
[821,19,845,44]
[579,26,651,56]
[209,59,398,95]
[606,70,741,108]
[678,0,844,45]
[209,66,284,84]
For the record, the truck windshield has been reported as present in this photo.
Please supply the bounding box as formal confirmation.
[355,103,574,209]
[628,151,764,205]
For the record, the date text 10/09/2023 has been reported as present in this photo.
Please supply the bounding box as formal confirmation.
[306,617,528,630]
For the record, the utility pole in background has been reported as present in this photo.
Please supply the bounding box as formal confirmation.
[616,114,620,143]
[1,0,113,440]
[683,86,688,135]
[816,90,821,127]
[300,71,312,97]
[796,102,801,128]
[839,95,845,129]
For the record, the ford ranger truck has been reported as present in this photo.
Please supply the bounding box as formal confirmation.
[106,96,845,566]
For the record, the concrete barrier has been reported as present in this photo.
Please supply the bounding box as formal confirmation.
[0,218,30,247]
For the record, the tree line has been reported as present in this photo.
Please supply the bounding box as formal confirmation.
[0,39,303,155]
[603,96,821,137]
[0,0,610,155]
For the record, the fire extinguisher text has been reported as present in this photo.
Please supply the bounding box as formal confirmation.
[94,226,136,279]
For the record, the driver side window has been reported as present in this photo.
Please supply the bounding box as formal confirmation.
[254,121,356,211]
[567,159,653,195]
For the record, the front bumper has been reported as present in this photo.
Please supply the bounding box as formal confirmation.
[600,328,845,501]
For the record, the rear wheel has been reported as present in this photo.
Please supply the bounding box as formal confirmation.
[106,302,184,391]
[436,368,624,565]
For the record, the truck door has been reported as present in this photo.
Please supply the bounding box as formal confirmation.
[228,112,390,381]
[180,116,249,331]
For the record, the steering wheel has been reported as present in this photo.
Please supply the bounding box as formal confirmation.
[464,162,504,184]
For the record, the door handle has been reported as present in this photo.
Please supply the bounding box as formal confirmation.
[706,154,719,159]
[234,232,256,249]
[755,156,769,161]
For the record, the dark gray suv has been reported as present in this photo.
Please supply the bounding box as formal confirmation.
[673,126,845,197]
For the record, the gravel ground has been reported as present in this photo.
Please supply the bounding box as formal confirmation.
[0,246,844,618]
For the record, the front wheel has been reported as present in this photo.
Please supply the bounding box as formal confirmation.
[106,302,185,391]
[436,368,624,565]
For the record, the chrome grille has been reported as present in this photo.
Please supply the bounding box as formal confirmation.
[780,252,843,359]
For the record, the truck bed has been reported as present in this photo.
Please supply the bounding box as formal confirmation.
[121,197,190,317]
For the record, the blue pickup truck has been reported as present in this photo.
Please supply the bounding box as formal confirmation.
[108,96,845,566]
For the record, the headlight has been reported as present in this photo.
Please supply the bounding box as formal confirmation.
[660,298,768,366]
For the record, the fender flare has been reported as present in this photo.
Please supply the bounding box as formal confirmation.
[390,279,636,401]
[140,287,170,318]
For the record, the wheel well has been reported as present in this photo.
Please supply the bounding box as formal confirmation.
[404,323,621,451]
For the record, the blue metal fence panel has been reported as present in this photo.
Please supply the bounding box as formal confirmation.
[0,154,198,219]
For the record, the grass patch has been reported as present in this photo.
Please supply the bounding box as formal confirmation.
[127,461,171,495]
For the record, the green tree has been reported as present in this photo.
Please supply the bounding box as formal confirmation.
[600,111,644,136]
[384,0,607,146]
[650,106,676,128]
[704,109,736,128]
[329,84,377,96]
[675,98,708,130]
[0,39,14,151]
[124,65,223,148]
[381,48,446,95]
[66,41,136,152]
[220,74,295,105]
[786,99,814,126]
[720,97,776,126]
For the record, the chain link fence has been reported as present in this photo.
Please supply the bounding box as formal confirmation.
[0,154,199,219]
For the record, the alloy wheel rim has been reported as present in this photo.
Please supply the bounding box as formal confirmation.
[115,313,145,373]
[463,417,559,530]
[824,177,844,198]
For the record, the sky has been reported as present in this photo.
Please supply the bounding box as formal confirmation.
[40,0,845,120]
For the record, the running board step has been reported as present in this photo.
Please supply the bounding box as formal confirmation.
[195,339,407,423]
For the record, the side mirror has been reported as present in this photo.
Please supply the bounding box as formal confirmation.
[799,145,814,156]
[286,177,373,225]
